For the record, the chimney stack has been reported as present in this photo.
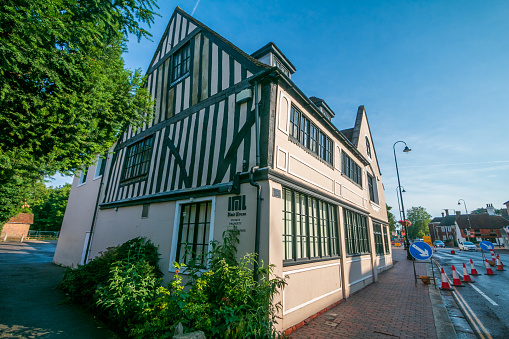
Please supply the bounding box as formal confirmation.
[456,210,461,216]
[441,212,445,217]
[445,210,449,216]
[486,203,495,216]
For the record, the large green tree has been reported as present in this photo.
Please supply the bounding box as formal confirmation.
[406,206,432,240]
[30,183,71,231]
[0,0,158,224]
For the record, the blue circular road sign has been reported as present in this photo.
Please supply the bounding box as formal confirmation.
[409,241,433,260]
[479,241,494,251]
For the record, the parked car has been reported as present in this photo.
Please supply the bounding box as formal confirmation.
[459,241,478,251]
[434,240,445,248]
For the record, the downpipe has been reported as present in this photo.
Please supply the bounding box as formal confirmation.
[249,166,262,281]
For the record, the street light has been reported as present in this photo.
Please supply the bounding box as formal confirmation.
[458,199,472,240]
[396,186,406,221]
[394,141,412,260]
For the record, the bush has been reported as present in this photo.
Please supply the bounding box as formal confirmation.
[131,228,286,339]
[60,237,161,310]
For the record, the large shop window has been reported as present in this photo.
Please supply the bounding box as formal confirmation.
[283,188,339,263]
[367,174,379,204]
[342,152,362,187]
[344,209,370,255]
[120,136,154,181]
[175,201,212,268]
[383,225,390,254]
[172,42,191,82]
[373,223,384,255]
[288,106,333,165]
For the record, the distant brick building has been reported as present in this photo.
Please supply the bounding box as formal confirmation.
[428,211,457,243]
[1,213,34,242]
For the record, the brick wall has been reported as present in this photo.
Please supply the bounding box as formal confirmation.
[1,213,34,241]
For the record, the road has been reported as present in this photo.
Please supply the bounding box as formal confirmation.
[433,248,509,338]
[0,240,117,338]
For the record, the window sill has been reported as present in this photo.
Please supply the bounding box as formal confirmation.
[341,173,362,189]
[170,72,190,87]
[287,135,334,169]
[119,174,148,186]
[283,255,340,267]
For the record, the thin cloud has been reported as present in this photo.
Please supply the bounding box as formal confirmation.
[400,160,509,169]
[191,0,201,15]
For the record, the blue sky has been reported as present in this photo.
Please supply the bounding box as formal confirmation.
[49,0,509,218]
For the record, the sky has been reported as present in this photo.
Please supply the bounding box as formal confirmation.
[49,0,509,218]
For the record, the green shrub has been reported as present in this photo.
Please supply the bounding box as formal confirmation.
[132,228,286,339]
[60,237,161,309]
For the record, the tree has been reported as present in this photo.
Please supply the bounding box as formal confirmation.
[30,184,71,231]
[386,204,397,232]
[0,0,158,224]
[406,206,432,240]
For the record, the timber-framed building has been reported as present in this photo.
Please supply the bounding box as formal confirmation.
[55,7,392,331]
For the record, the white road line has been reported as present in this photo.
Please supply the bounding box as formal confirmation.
[453,270,499,306]
[470,284,498,306]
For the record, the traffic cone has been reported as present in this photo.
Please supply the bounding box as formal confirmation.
[451,265,464,286]
[490,249,496,262]
[461,263,474,282]
[470,259,480,276]
[496,256,505,271]
[439,267,453,290]
[484,259,496,275]
[497,254,504,266]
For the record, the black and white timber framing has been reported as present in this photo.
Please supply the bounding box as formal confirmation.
[102,8,272,205]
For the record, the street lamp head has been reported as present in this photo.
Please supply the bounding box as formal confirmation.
[458,202,461,205]
[403,146,411,153]
[402,189,406,193]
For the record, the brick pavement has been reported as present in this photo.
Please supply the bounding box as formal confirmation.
[289,248,437,338]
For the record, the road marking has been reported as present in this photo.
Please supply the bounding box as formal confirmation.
[433,260,493,339]
[470,284,498,306]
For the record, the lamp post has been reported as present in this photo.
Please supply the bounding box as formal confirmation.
[396,186,406,221]
[394,141,412,259]
[458,199,472,240]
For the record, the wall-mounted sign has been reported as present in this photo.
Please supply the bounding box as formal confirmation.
[228,195,246,217]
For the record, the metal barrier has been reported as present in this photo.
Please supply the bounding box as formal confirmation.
[413,259,436,287]
[26,230,60,240]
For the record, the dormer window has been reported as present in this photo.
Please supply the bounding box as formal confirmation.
[366,137,372,158]
[172,42,190,82]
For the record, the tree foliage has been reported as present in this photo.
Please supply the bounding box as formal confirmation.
[386,204,397,232]
[30,183,71,231]
[406,206,432,239]
[0,0,158,223]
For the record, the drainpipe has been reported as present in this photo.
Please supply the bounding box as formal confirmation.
[250,80,262,280]
[83,154,108,264]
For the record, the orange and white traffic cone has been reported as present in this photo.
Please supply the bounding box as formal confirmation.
[497,254,504,266]
[496,255,505,271]
[490,249,496,262]
[470,259,480,276]
[439,267,453,290]
[451,265,464,286]
[485,259,496,275]
[461,263,474,283]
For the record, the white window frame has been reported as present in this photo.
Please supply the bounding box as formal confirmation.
[93,154,106,180]
[78,167,88,186]
[169,197,216,273]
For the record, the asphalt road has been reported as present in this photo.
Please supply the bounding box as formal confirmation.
[0,240,117,338]
[433,248,509,338]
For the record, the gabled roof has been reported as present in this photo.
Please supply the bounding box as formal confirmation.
[456,214,509,229]
[430,217,443,223]
[439,215,457,226]
[148,7,270,73]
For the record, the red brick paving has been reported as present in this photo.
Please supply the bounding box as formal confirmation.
[288,248,437,338]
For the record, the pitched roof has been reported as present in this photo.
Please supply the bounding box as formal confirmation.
[439,215,457,226]
[340,128,354,142]
[456,214,509,229]
[431,217,443,223]
[7,213,34,224]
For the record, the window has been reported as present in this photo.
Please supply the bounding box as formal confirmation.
[373,223,384,255]
[342,152,362,186]
[344,208,370,255]
[367,174,378,203]
[121,136,154,181]
[141,204,150,218]
[289,106,333,165]
[383,225,390,254]
[175,201,212,268]
[365,136,372,158]
[94,154,107,179]
[172,42,191,82]
[283,188,339,263]
[78,167,88,185]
